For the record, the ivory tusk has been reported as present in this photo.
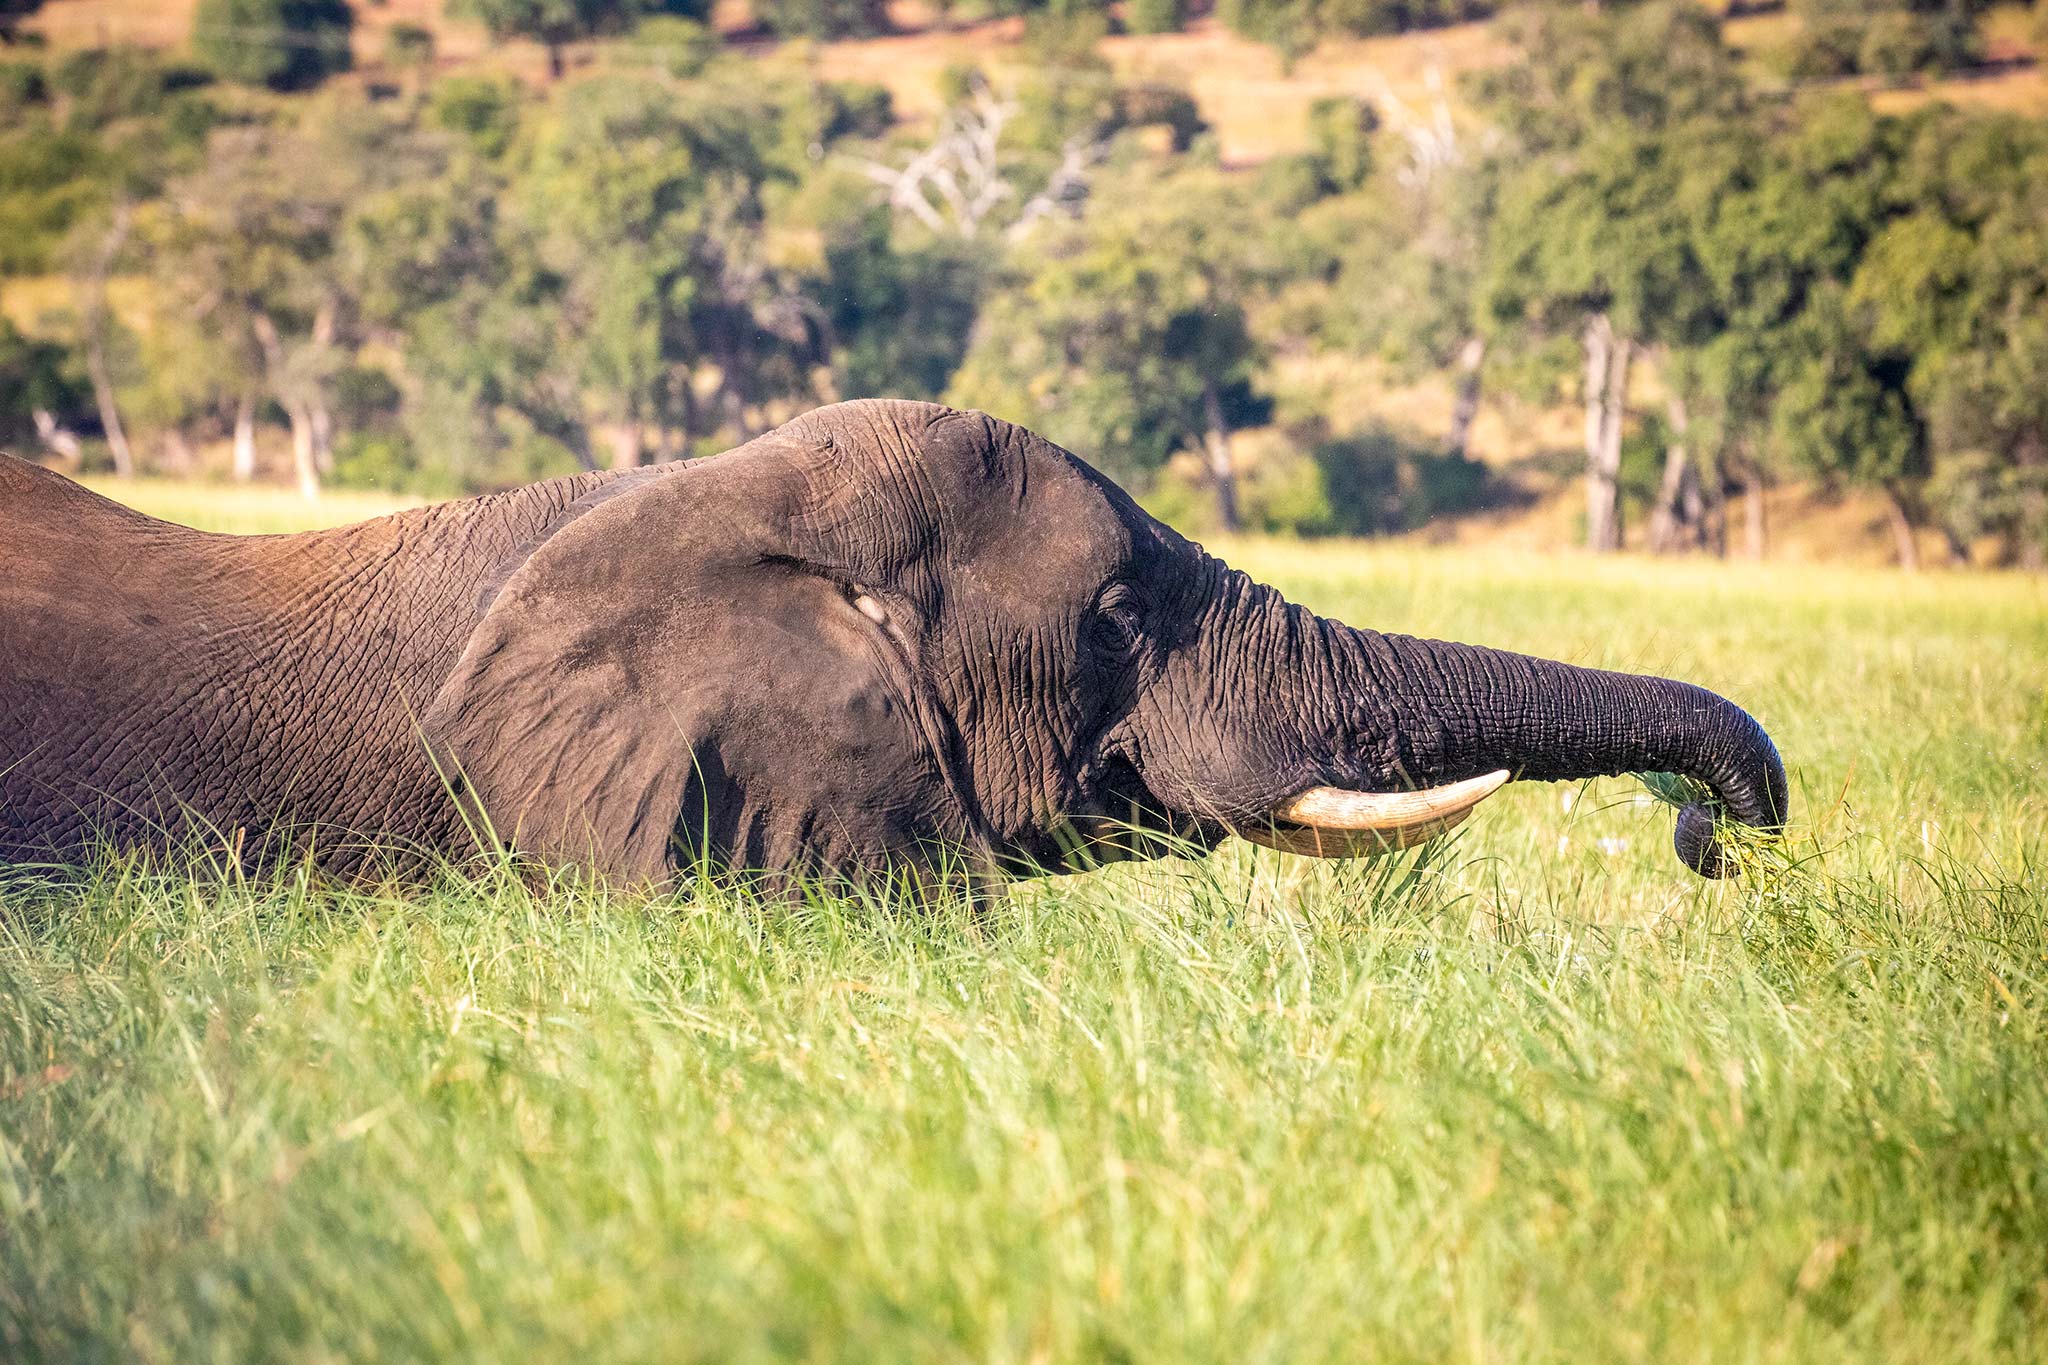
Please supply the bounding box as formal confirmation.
[1240,769,1511,859]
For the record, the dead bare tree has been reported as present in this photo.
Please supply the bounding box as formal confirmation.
[850,79,1108,243]
[1375,66,1495,463]
[1006,136,1107,242]
[853,83,1017,239]
[1370,65,1466,189]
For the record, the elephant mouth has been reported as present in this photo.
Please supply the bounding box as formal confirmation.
[1236,770,1512,859]
[1054,758,1513,868]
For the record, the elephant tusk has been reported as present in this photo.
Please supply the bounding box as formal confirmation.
[1274,769,1511,830]
[1240,769,1511,858]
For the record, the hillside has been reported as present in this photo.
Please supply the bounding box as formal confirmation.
[24,1,2045,159]
[8,0,2045,568]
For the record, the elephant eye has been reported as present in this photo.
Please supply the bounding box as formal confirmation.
[1087,587,1145,661]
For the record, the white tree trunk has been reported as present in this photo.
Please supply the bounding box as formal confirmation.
[287,402,321,502]
[1743,459,1767,562]
[77,203,135,478]
[1445,334,1485,460]
[232,391,259,481]
[1582,314,1629,553]
[310,399,335,475]
[1202,383,1240,533]
[253,310,320,499]
[1882,485,1920,572]
[309,299,337,474]
[85,338,135,478]
[1648,393,1695,554]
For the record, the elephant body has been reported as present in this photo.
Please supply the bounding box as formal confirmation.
[1,455,621,868]
[1,401,1786,883]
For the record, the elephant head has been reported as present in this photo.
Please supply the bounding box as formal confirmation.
[419,399,1785,886]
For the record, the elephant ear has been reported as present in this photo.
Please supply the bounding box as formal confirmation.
[419,435,919,881]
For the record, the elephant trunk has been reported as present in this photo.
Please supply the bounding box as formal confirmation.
[1308,617,1788,877]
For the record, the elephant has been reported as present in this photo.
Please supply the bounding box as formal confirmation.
[0,400,1786,887]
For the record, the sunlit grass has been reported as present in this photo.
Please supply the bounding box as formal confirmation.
[78,476,421,534]
[4,488,2045,1359]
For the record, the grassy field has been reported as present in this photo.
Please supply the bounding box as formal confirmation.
[4,487,2047,1360]
[75,476,425,534]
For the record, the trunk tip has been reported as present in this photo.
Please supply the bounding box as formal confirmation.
[1674,801,1734,879]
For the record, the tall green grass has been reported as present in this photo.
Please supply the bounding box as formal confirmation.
[4,527,2045,1361]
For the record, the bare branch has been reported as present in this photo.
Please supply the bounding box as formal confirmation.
[1006,136,1108,242]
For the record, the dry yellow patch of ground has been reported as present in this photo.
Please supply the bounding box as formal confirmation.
[77,474,419,534]
[809,15,1506,162]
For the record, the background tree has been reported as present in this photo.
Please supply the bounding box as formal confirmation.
[1683,94,1908,559]
[820,202,989,403]
[384,22,436,97]
[151,107,435,495]
[0,0,43,45]
[1219,0,1492,60]
[1842,108,2048,567]
[0,316,86,459]
[192,0,353,91]
[451,0,712,78]
[61,200,137,477]
[1287,83,1494,461]
[491,70,818,466]
[1789,0,1986,82]
[949,168,1281,529]
[1476,0,1748,551]
[1772,284,1932,569]
[752,0,891,41]
[1125,0,1185,36]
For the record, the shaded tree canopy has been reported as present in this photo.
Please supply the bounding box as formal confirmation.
[192,0,353,91]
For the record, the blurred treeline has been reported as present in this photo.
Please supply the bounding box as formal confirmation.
[1,0,2045,566]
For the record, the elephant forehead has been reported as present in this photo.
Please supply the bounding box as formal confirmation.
[777,406,1134,594]
[955,460,1132,598]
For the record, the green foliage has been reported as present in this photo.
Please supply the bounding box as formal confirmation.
[1152,427,1495,536]
[0,59,47,119]
[751,0,890,40]
[0,122,113,273]
[1789,0,1986,81]
[1304,96,1375,194]
[1124,0,1185,35]
[622,14,718,76]
[191,0,353,91]
[0,0,2040,550]
[825,212,989,401]
[328,430,477,495]
[949,171,1278,489]
[46,46,213,133]
[1219,0,1490,58]
[0,0,42,43]
[451,0,712,44]
[1771,285,1928,492]
[1311,427,1492,533]
[818,79,893,141]
[1478,2,1750,343]
[0,314,85,450]
[429,74,523,158]
[383,21,436,71]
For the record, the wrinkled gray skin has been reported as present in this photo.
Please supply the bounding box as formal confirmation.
[1,401,1786,885]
